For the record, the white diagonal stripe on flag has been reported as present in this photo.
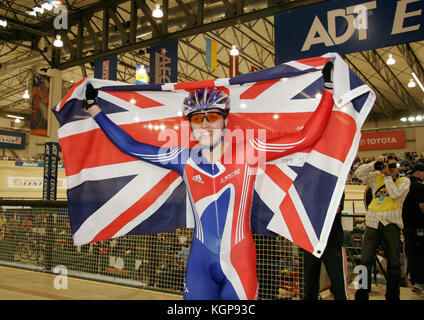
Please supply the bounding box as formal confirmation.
[66,160,170,190]
[58,117,99,139]
[254,167,292,241]
[73,167,173,245]
[307,150,343,177]
[287,184,319,247]
[114,176,184,238]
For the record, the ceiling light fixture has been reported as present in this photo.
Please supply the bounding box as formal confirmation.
[152,4,163,18]
[400,117,407,122]
[42,2,54,11]
[230,45,239,56]
[53,34,63,47]
[136,32,152,39]
[7,114,24,121]
[386,53,395,65]
[408,116,415,122]
[0,19,7,27]
[33,6,44,14]
[408,78,416,88]
[22,80,30,99]
[411,72,424,93]
[23,90,30,99]
[26,10,37,16]
[416,115,423,121]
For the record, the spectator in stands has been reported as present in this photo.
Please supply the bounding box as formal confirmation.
[354,155,410,300]
[302,192,348,300]
[256,236,281,300]
[0,212,7,241]
[177,245,190,269]
[402,164,424,294]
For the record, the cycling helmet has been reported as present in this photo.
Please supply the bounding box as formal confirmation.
[182,87,230,118]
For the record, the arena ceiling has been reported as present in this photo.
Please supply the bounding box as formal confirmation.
[0,0,423,131]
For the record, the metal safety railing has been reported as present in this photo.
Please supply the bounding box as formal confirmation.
[0,199,304,300]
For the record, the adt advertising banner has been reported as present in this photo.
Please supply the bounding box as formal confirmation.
[149,39,178,84]
[275,0,424,64]
[359,130,405,150]
[0,130,26,149]
[94,55,118,80]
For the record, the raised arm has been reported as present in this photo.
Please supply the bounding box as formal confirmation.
[248,88,334,163]
[248,61,335,163]
[85,84,186,174]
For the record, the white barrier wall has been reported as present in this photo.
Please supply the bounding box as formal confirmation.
[0,160,67,200]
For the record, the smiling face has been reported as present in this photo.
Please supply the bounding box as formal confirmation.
[189,109,228,147]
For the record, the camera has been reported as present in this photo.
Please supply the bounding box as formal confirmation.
[374,161,385,170]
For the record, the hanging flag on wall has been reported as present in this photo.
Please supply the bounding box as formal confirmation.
[149,39,178,84]
[206,37,218,70]
[94,55,118,81]
[136,63,149,84]
[229,54,239,78]
[30,73,50,136]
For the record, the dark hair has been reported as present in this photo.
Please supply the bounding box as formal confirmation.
[387,155,398,162]
[408,164,424,175]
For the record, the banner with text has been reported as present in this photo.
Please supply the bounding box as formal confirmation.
[359,130,405,150]
[0,130,26,149]
[149,39,178,84]
[275,0,424,64]
[42,142,60,201]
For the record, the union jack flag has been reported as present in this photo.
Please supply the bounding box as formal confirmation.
[53,53,375,257]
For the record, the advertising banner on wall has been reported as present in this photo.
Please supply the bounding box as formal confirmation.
[149,39,178,84]
[359,130,405,150]
[275,0,424,64]
[0,130,26,149]
[30,74,50,136]
[42,142,60,201]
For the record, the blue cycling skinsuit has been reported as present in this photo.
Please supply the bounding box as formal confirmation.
[92,89,333,299]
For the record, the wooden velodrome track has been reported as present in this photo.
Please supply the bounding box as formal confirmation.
[0,265,181,300]
[0,160,67,200]
[1,265,422,300]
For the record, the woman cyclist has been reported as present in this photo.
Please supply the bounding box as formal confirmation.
[83,62,334,299]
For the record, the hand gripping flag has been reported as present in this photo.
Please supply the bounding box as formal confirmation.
[53,53,375,257]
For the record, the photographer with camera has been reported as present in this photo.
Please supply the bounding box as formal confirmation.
[354,155,410,300]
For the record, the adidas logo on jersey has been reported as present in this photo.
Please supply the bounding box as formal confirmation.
[192,174,204,184]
